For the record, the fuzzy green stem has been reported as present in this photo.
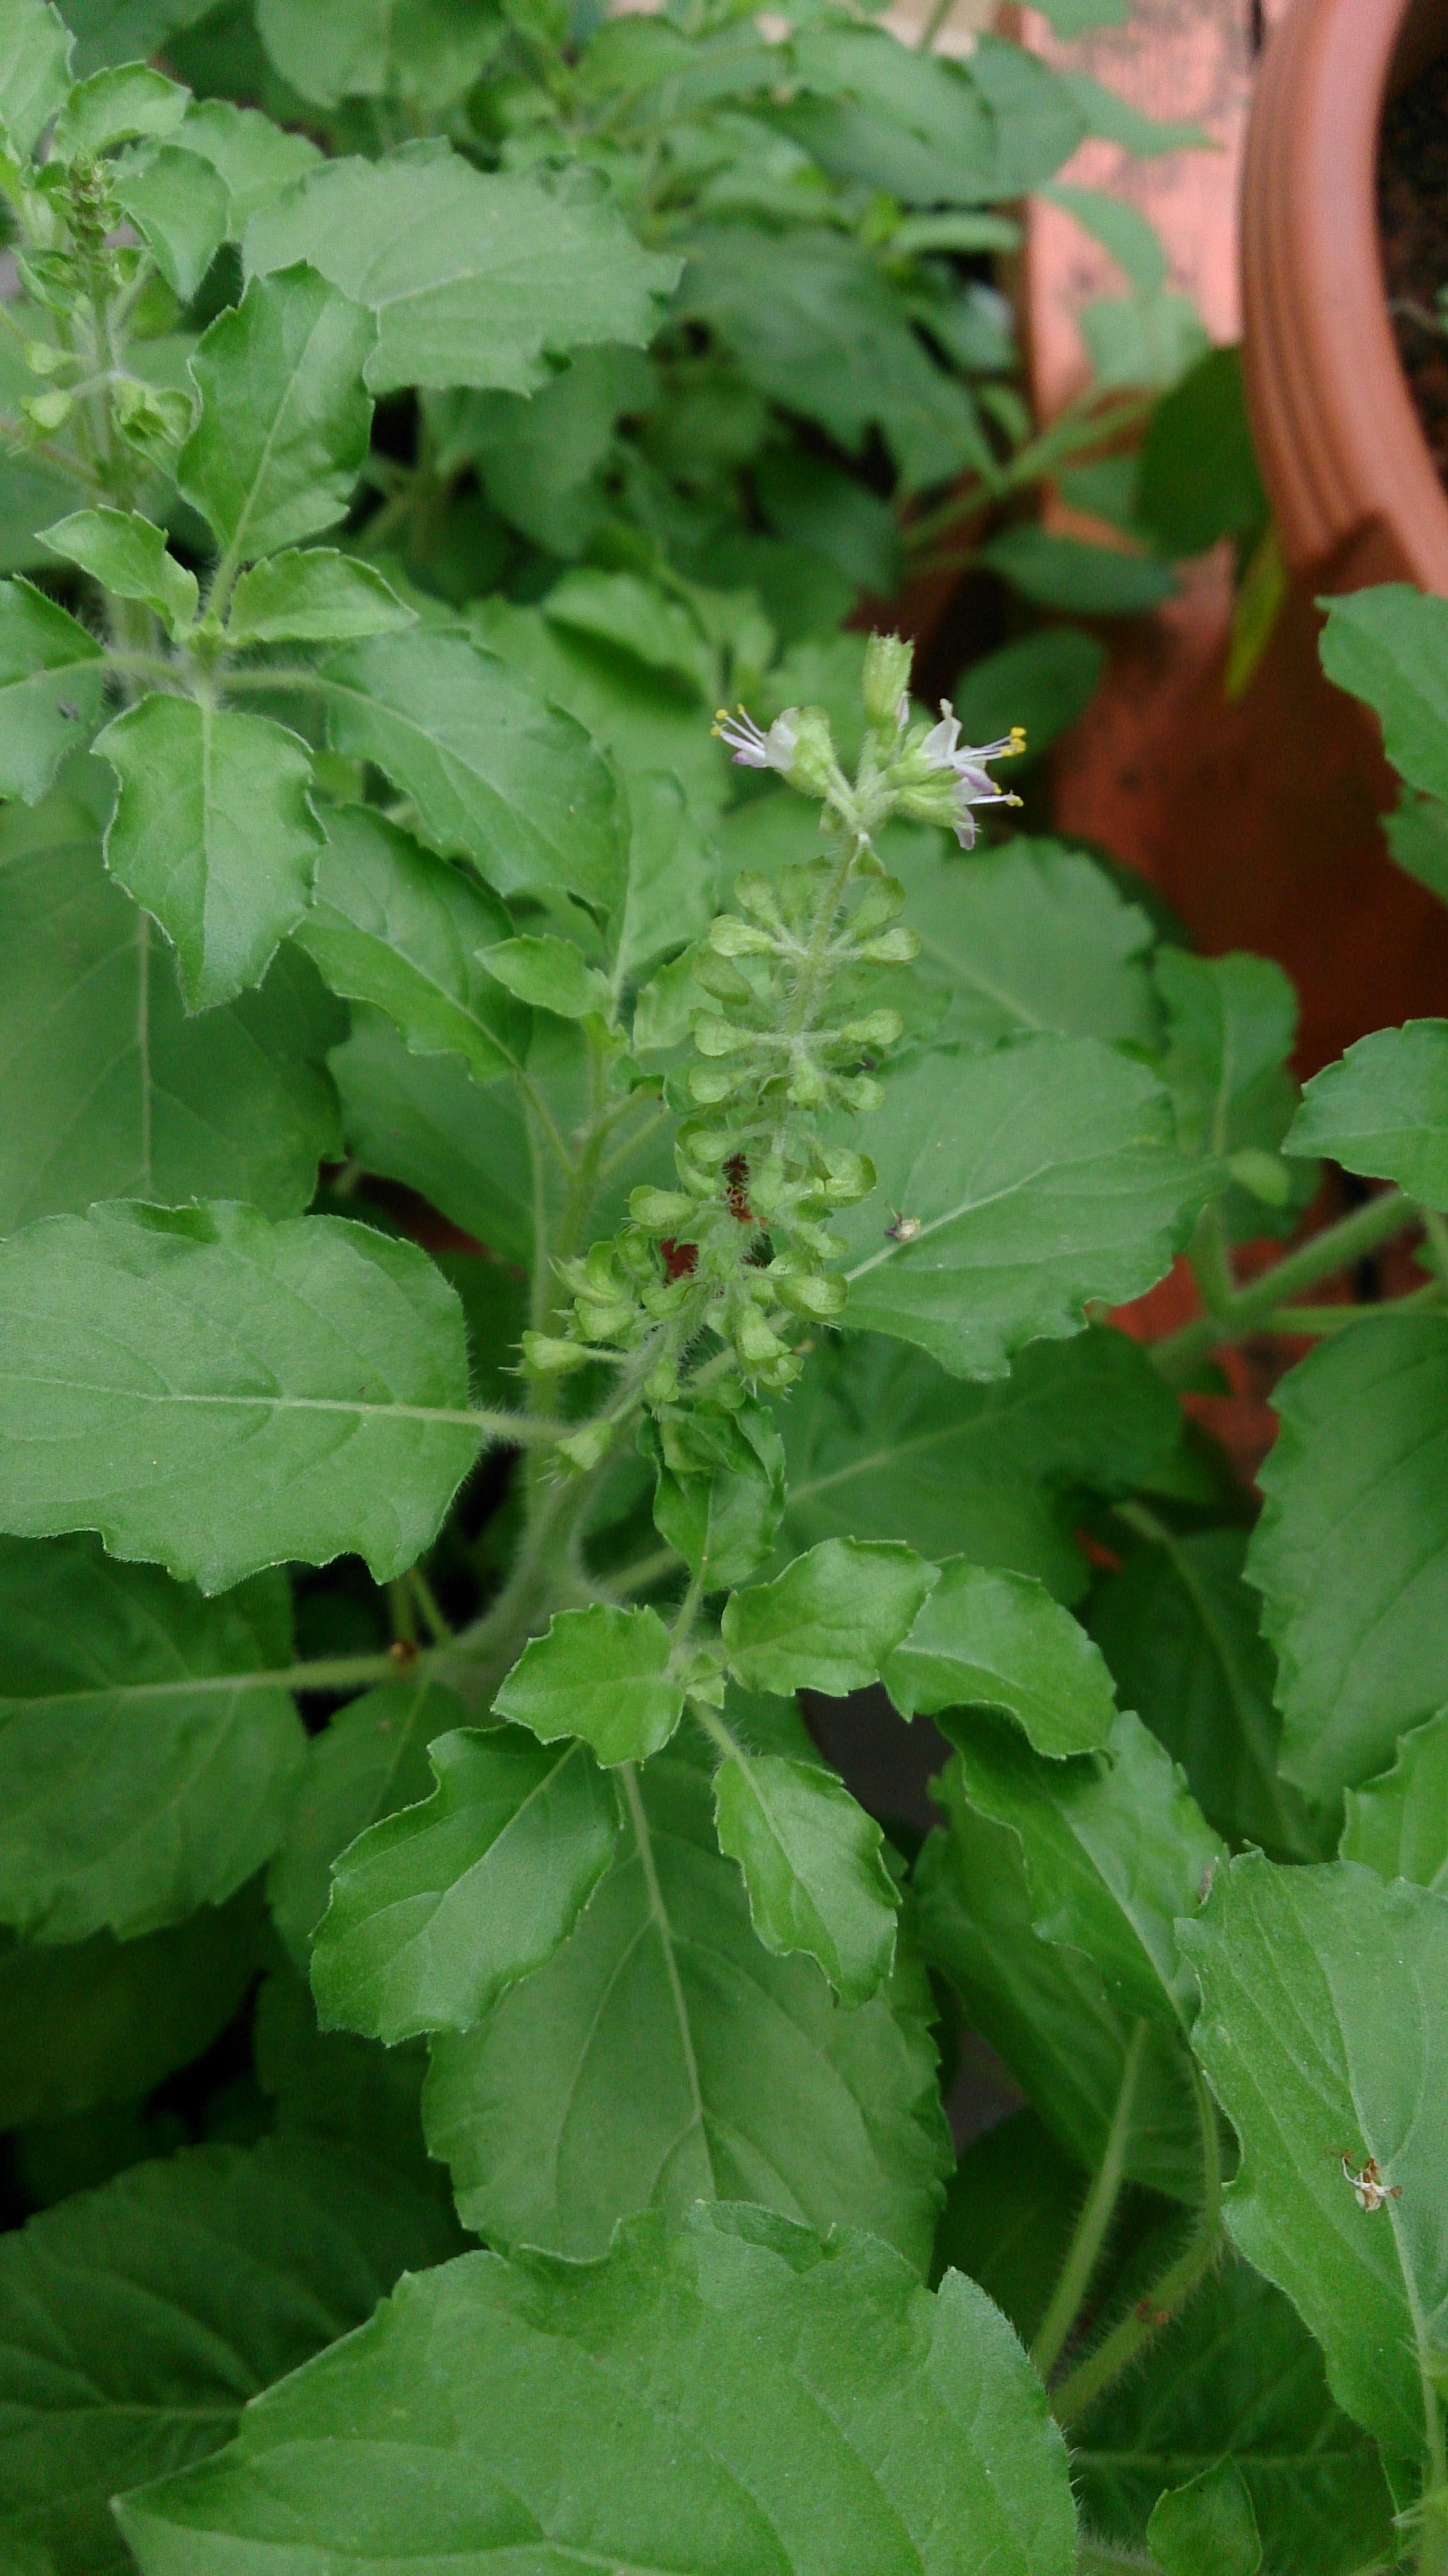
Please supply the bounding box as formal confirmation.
[1032,2021,1146,2382]
[1051,2055,1222,2427]
[1150,1190,1416,1383]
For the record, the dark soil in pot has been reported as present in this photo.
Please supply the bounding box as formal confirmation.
[1380,49,1448,486]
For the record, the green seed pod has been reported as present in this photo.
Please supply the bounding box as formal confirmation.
[559,1419,617,1473]
[849,877,907,934]
[688,1064,746,1105]
[777,1270,848,1318]
[819,1147,876,1206]
[690,1013,754,1058]
[708,914,776,957]
[629,1186,697,1231]
[520,1332,593,1374]
[693,950,755,1003]
[855,927,920,964]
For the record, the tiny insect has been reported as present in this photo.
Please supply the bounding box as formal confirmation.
[1335,2151,1401,2212]
[57,700,79,722]
[886,1210,922,1244]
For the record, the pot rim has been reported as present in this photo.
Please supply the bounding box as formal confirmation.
[1242,0,1448,595]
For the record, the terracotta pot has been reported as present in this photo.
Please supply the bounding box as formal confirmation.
[1243,0,1448,594]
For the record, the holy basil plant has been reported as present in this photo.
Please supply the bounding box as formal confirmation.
[0,0,1445,2570]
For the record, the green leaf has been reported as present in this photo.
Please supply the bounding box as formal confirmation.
[0,2134,461,2576]
[1319,584,1448,802]
[245,150,679,396]
[111,140,229,301]
[254,0,500,112]
[117,2199,1076,2576]
[1288,1020,1448,1205]
[834,1036,1208,1379]
[478,930,612,1019]
[780,1325,1183,1601]
[982,526,1177,614]
[1137,346,1267,557]
[53,58,185,153]
[0,1200,483,1591]
[0,1534,302,1941]
[177,95,322,231]
[41,505,197,637]
[947,1707,1224,2028]
[1182,1852,1448,2474]
[917,1759,1205,2201]
[612,771,715,986]
[495,1601,684,1765]
[0,805,342,1228]
[1088,1523,1326,1864]
[97,692,323,1011]
[252,1958,455,2207]
[0,0,72,160]
[312,1725,621,2044]
[1146,2458,1262,2576]
[1157,947,1303,1238]
[0,1885,263,2127]
[1249,1314,1448,1799]
[713,1749,899,2005]
[227,546,413,645]
[0,576,104,800]
[473,589,731,822]
[1043,181,1165,290]
[1030,0,1127,26]
[330,1002,669,1265]
[1062,69,1209,156]
[266,1672,456,1963]
[1340,1706,1448,1889]
[681,224,987,494]
[294,803,527,1082]
[953,633,1105,771]
[543,564,717,699]
[649,1392,785,1592]
[884,1557,1118,1755]
[323,628,627,913]
[722,1536,938,1698]
[1387,785,1448,905]
[902,835,1159,1050]
[178,264,375,567]
[424,1747,950,2265]
[1074,2255,1396,2576]
[932,2105,1083,2337]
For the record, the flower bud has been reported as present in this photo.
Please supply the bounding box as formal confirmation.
[838,1009,903,1049]
[861,632,914,731]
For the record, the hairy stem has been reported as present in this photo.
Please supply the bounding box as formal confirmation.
[1032,2020,1146,2382]
[1150,1190,1416,1383]
[1051,2056,1223,2426]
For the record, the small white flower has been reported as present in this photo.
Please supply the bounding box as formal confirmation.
[713,704,799,774]
[919,702,1027,846]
